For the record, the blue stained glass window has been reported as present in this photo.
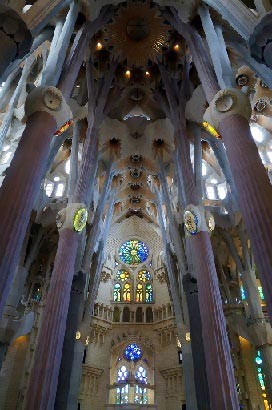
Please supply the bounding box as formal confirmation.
[138,270,151,282]
[124,344,143,361]
[136,366,147,384]
[117,365,128,381]
[119,240,149,265]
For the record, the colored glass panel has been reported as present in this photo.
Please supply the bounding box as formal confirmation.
[116,270,130,281]
[135,385,148,404]
[136,283,143,302]
[145,283,153,303]
[136,366,147,384]
[123,283,131,302]
[119,240,149,265]
[240,286,246,300]
[258,286,265,300]
[114,283,121,302]
[117,365,128,381]
[124,344,142,361]
[138,270,151,282]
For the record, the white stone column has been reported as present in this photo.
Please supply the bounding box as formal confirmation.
[198,5,235,89]
[203,0,258,39]
[40,2,79,87]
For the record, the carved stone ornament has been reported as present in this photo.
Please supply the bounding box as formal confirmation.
[183,204,209,236]
[25,86,72,129]
[203,88,252,132]
[56,203,88,233]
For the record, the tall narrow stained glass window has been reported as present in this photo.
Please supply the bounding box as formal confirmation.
[123,283,131,302]
[145,283,153,303]
[135,366,148,404]
[116,366,129,404]
[119,240,149,265]
[136,283,143,302]
[114,283,121,302]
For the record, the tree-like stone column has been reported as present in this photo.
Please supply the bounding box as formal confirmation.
[157,53,239,408]
[0,86,71,318]
[24,59,117,409]
[204,88,272,322]
[54,272,86,409]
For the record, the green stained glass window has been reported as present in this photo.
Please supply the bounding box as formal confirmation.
[145,283,153,303]
[258,286,265,300]
[119,240,149,265]
[116,270,130,281]
[114,283,121,302]
[138,270,151,282]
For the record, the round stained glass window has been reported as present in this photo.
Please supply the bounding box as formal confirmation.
[124,344,143,361]
[138,270,151,282]
[119,240,149,265]
[116,270,130,281]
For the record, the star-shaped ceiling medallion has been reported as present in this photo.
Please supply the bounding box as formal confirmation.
[106,2,169,67]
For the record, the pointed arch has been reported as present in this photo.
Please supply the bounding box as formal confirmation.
[114,283,121,302]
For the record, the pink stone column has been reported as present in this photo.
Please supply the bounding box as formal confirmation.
[219,114,272,321]
[192,231,239,410]
[0,111,57,318]
[175,127,239,409]
[23,126,99,410]
[24,228,79,409]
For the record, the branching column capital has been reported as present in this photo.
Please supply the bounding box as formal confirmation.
[203,88,251,132]
[25,86,72,129]
[56,203,88,233]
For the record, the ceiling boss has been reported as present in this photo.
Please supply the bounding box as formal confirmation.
[106,2,170,67]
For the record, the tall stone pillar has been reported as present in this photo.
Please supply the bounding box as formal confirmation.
[156,197,198,410]
[205,90,272,322]
[190,229,239,409]
[0,86,71,318]
[179,21,272,325]
[24,56,116,408]
[182,273,210,409]
[24,228,80,409]
[54,272,86,409]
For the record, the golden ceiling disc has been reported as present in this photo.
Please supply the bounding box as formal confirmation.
[107,2,169,67]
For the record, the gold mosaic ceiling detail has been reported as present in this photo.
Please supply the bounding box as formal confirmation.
[107,2,169,67]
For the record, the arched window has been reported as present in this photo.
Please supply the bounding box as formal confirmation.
[114,283,121,302]
[123,283,131,302]
[116,366,129,404]
[146,307,153,323]
[118,365,128,381]
[135,366,148,404]
[122,307,130,322]
[136,283,143,302]
[136,307,143,323]
[113,307,120,322]
[145,283,153,303]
